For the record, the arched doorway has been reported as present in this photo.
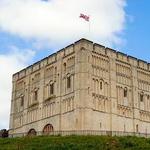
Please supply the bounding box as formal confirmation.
[28,129,37,136]
[43,124,54,135]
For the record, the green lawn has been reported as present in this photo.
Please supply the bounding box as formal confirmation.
[1,135,150,150]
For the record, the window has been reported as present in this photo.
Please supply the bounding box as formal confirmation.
[50,83,54,95]
[100,81,103,90]
[67,76,71,89]
[63,63,66,72]
[20,95,24,106]
[34,90,38,101]
[43,124,54,134]
[140,93,144,102]
[124,88,127,97]
[28,129,37,136]
[136,124,139,133]
[100,122,102,129]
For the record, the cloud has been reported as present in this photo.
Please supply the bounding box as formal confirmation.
[0,0,126,46]
[0,0,127,129]
[0,47,35,129]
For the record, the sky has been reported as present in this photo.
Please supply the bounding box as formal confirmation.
[0,0,150,129]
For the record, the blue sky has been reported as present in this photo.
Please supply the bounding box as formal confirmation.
[0,0,149,129]
[0,0,150,63]
[121,0,150,61]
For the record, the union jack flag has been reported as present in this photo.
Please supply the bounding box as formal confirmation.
[79,13,90,22]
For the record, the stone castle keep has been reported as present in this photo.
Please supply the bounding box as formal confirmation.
[9,38,150,136]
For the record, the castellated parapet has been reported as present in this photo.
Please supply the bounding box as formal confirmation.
[9,38,150,136]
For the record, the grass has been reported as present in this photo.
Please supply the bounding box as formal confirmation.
[1,135,150,150]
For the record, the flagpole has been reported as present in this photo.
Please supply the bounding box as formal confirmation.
[88,15,91,37]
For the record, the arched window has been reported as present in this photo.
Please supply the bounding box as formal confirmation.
[43,124,54,135]
[20,95,24,107]
[140,93,144,102]
[124,87,127,98]
[136,124,139,133]
[67,76,71,89]
[34,90,38,101]
[63,63,66,72]
[100,81,103,90]
[50,83,54,95]
[100,122,102,129]
[28,129,36,136]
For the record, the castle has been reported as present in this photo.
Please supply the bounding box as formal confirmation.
[9,39,150,136]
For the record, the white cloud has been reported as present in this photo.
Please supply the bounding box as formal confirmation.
[0,0,127,129]
[0,48,35,129]
[0,0,126,46]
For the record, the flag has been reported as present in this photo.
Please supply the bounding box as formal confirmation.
[79,13,89,22]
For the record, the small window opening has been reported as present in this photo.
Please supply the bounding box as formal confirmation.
[100,122,102,129]
[100,81,103,90]
[64,63,66,72]
[124,88,127,97]
[67,76,71,89]
[136,124,139,132]
[21,95,24,106]
[50,83,54,95]
[34,90,38,101]
[140,93,144,102]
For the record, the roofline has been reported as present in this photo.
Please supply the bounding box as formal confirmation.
[13,38,150,76]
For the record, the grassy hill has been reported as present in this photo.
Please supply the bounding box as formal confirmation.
[1,135,150,150]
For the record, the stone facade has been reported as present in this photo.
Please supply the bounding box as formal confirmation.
[9,38,150,136]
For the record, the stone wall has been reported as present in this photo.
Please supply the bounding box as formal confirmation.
[9,38,150,136]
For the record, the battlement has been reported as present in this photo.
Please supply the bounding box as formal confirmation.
[13,38,150,80]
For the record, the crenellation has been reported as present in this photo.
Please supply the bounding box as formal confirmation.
[138,59,149,70]
[105,47,117,58]
[25,66,32,76]
[64,44,74,56]
[117,52,128,63]
[128,56,138,66]
[148,63,150,71]
[13,73,19,81]
[75,38,93,45]
[18,69,26,79]
[93,43,106,55]
[75,38,93,54]
[47,53,57,65]
[32,62,40,72]
[57,49,64,60]
[40,58,48,68]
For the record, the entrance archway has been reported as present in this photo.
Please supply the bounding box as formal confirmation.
[43,124,54,135]
[28,129,37,136]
